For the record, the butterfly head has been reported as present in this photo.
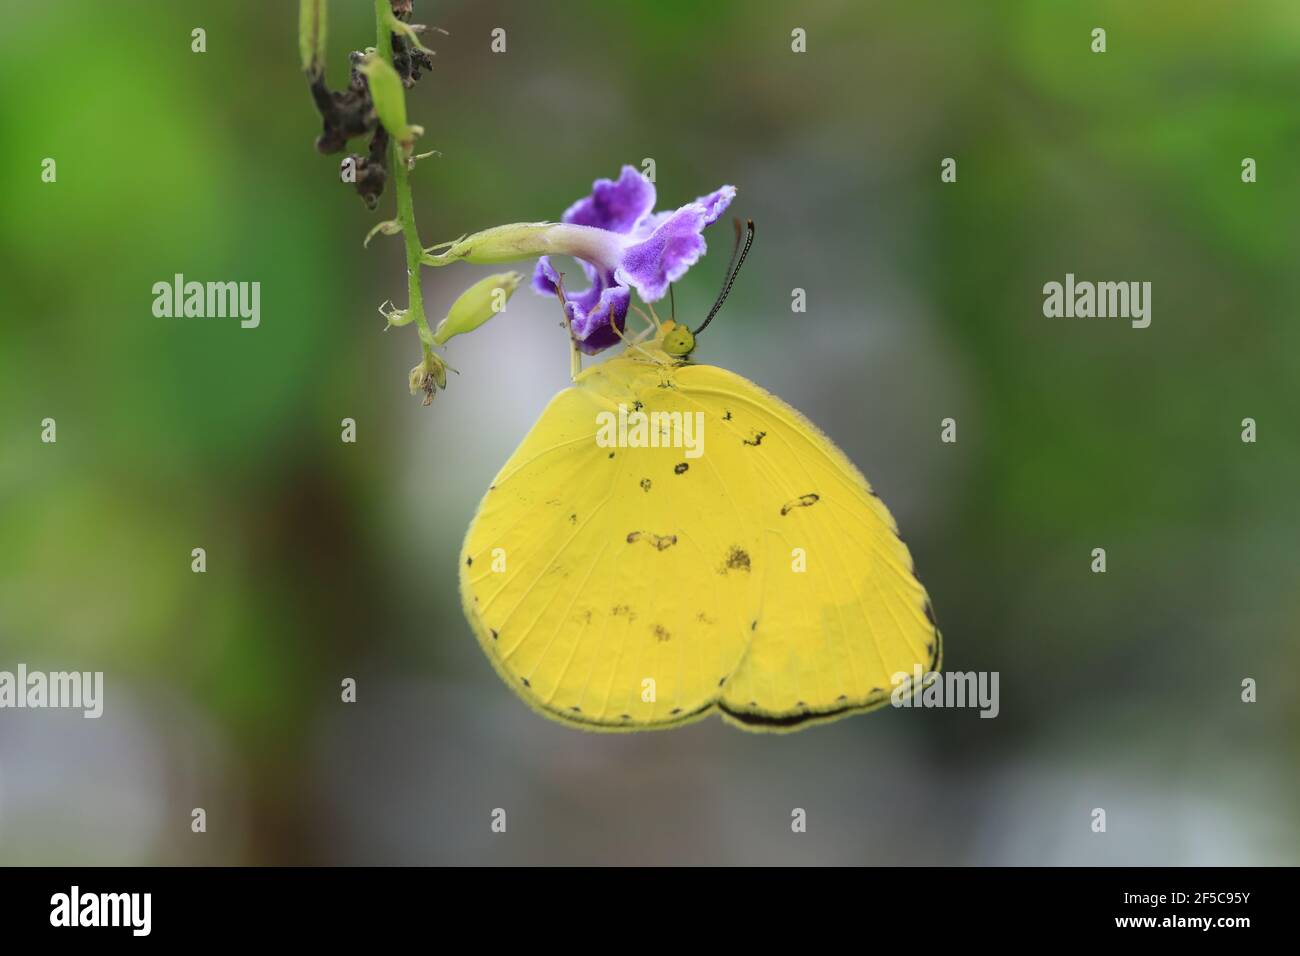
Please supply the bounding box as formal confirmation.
[660,320,696,357]
[645,218,754,362]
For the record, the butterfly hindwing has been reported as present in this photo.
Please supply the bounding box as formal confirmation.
[671,365,941,730]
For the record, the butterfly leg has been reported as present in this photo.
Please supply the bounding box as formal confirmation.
[552,272,583,380]
[612,314,667,364]
[646,299,665,330]
[628,304,659,342]
[629,324,656,345]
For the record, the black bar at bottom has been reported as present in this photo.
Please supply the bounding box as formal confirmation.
[0,866,1277,941]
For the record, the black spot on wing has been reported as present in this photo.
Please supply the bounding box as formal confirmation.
[719,546,751,574]
[780,493,820,516]
[627,531,677,550]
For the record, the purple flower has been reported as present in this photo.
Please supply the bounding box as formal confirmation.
[533,257,632,354]
[533,167,734,352]
[423,165,735,354]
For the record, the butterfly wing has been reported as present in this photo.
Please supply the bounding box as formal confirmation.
[459,357,754,730]
[672,364,941,731]
[460,357,941,733]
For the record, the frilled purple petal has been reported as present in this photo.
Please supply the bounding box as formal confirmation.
[562,166,656,235]
[533,255,629,354]
[567,284,630,355]
[533,255,560,295]
[626,186,735,240]
[615,203,709,302]
[628,209,671,240]
[574,320,626,355]
[695,185,736,225]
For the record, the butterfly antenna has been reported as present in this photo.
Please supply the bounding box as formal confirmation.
[694,218,754,337]
[720,217,745,285]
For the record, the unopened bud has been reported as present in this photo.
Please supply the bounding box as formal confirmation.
[433,272,523,345]
[299,0,327,76]
[358,54,422,148]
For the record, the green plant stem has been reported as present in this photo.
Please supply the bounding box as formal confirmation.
[374,0,434,357]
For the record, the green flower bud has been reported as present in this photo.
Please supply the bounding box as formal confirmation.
[358,54,422,148]
[299,0,327,76]
[432,272,523,345]
[378,300,413,329]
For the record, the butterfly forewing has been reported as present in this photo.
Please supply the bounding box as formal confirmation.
[460,361,754,730]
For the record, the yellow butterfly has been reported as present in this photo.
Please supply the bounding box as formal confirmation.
[460,221,941,732]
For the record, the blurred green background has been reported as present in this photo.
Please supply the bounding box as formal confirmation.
[1,0,1297,865]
